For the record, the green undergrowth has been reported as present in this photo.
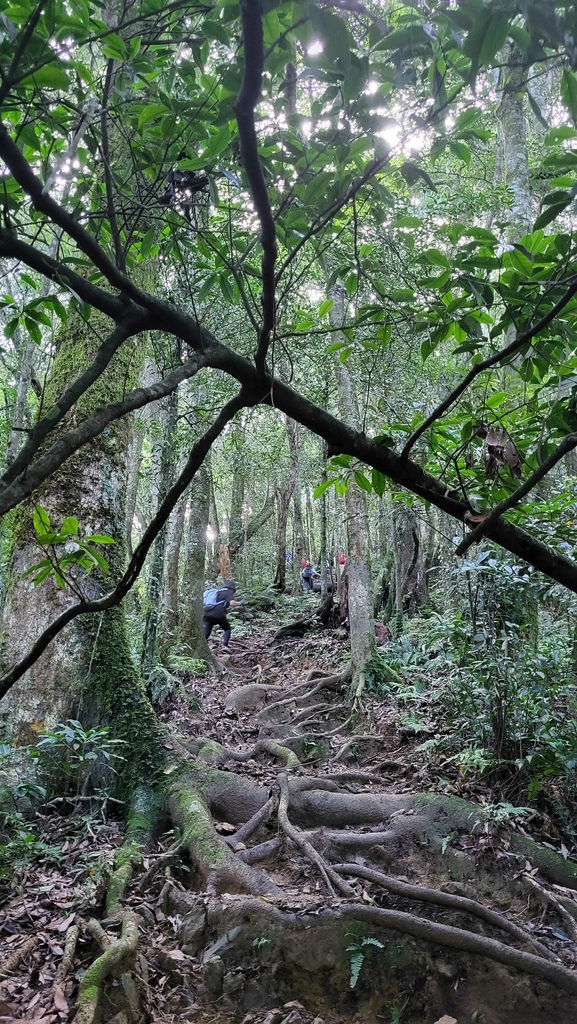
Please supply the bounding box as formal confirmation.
[374,598,577,842]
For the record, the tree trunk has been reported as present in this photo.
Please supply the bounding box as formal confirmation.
[329,281,375,693]
[273,471,295,591]
[180,464,213,660]
[125,424,144,558]
[498,52,533,238]
[1,307,154,761]
[162,494,187,640]
[286,418,305,592]
[141,388,178,674]
[228,424,245,568]
[391,503,427,620]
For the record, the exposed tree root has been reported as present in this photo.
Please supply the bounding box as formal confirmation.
[522,872,577,942]
[191,736,303,770]
[73,911,140,1024]
[287,701,336,725]
[330,732,382,763]
[224,682,283,713]
[310,712,354,738]
[278,773,354,898]
[328,768,404,782]
[54,923,80,988]
[238,837,281,863]
[206,896,577,995]
[137,848,180,891]
[256,682,329,717]
[334,862,557,961]
[52,923,79,1012]
[168,773,279,895]
[105,784,160,915]
[0,934,39,978]
[510,832,577,889]
[86,919,111,951]
[227,790,279,849]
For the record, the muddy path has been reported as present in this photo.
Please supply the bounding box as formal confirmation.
[2,617,577,1024]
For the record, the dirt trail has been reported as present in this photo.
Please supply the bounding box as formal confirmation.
[2,619,577,1024]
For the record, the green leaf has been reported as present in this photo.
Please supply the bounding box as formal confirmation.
[102,34,127,60]
[29,64,70,90]
[61,517,79,536]
[394,216,422,228]
[21,558,51,579]
[526,90,548,130]
[371,468,387,497]
[84,546,109,573]
[485,392,508,409]
[32,566,53,586]
[202,19,230,45]
[463,12,509,84]
[33,505,51,535]
[141,226,156,257]
[206,123,231,158]
[138,104,168,129]
[85,534,115,544]
[561,69,577,127]
[319,299,334,317]
[420,249,450,268]
[450,141,471,166]
[354,470,372,493]
[313,478,336,499]
[534,201,572,231]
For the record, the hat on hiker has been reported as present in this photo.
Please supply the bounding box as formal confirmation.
[223,580,236,592]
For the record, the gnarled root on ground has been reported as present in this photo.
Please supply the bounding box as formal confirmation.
[201,895,577,996]
[167,769,278,895]
[73,911,140,1024]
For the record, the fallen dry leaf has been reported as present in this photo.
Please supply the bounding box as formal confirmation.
[52,986,68,1013]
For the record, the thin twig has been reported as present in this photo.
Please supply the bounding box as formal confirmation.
[401,274,577,459]
[522,872,577,943]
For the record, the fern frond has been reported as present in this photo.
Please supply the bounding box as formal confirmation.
[349,950,364,988]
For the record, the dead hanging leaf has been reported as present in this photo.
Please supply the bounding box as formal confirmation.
[482,426,522,480]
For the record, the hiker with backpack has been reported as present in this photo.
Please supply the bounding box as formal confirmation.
[203,580,242,650]
[301,560,317,593]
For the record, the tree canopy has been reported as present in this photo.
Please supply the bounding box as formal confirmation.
[2,0,577,686]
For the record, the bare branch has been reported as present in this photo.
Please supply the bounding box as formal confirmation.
[234,0,277,375]
[455,432,577,557]
[401,274,577,459]
[0,354,206,514]
[0,310,152,494]
[0,391,248,699]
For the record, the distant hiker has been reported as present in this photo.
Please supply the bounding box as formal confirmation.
[301,560,316,592]
[203,580,241,650]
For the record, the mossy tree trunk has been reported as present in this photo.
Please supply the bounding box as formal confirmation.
[1,308,158,774]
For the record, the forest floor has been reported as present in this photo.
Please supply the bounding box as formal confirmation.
[1,600,577,1024]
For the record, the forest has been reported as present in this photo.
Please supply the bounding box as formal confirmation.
[2,0,577,1022]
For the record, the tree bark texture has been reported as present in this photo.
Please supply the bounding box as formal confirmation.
[1,306,144,742]
[181,465,212,658]
[329,281,376,681]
